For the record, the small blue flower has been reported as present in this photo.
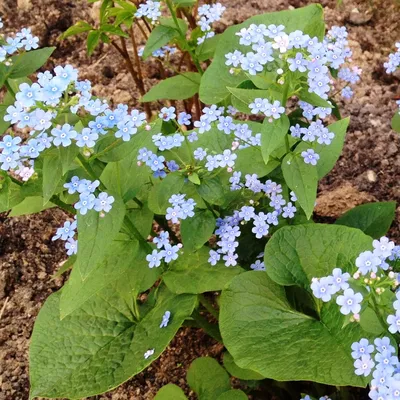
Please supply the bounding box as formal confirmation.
[166,160,179,172]
[16,83,41,107]
[166,206,183,224]
[208,250,221,266]
[65,238,78,256]
[147,154,165,172]
[160,311,171,328]
[115,120,137,141]
[374,337,395,354]
[160,244,180,263]
[373,237,395,259]
[52,220,77,241]
[239,206,255,221]
[330,268,350,292]
[194,147,207,161]
[387,311,400,334]
[336,288,363,315]
[74,193,96,215]
[137,147,152,162]
[311,276,334,302]
[153,231,170,249]
[51,124,78,147]
[342,87,354,99]
[282,202,297,218]
[64,176,82,194]
[223,252,238,267]
[75,128,98,148]
[94,192,114,213]
[146,249,163,268]
[0,135,21,155]
[355,251,382,275]
[250,260,265,271]
[354,355,375,377]
[288,52,307,72]
[178,112,191,126]
[301,149,320,165]
[159,107,176,121]
[78,179,100,194]
[351,338,374,360]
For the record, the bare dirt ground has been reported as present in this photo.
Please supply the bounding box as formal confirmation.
[0,0,399,399]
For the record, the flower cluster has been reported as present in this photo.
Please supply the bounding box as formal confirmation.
[0,25,39,62]
[64,177,115,216]
[226,24,357,100]
[0,63,147,175]
[384,42,400,74]
[146,230,182,268]
[311,236,399,319]
[197,3,226,44]
[134,0,161,24]
[51,218,78,256]
[351,336,400,399]
[166,194,196,224]
[209,180,297,267]
[137,45,177,59]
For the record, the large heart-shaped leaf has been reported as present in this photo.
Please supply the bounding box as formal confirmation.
[220,271,373,387]
[30,287,196,399]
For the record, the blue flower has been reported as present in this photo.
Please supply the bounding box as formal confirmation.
[159,106,176,121]
[52,220,77,241]
[137,147,152,162]
[266,211,279,226]
[217,149,237,168]
[223,252,238,267]
[65,238,78,256]
[74,193,96,215]
[217,116,235,134]
[250,260,265,271]
[166,160,179,172]
[374,337,396,354]
[16,83,41,107]
[4,103,24,124]
[373,237,395,259]
[178,112,191,126]
[351,338,375,359]
[160,311,171,328]
[166,206,183,224]
[282,202,297,218]
[288,53,307,72]
[160,244,180,263]
[0,135,21,155]
[78,179,100,194]
[75,128,98,148]
[208,250,221,266]
[205,155,219,171]
[342,87,354,99]
[115,120,137,141]
[375,350,398,373]
[146,249,163,268]
[330,268,350,292]
[269,194,286,211]
[252,220,269,239]
[146,154,165,171]
[54,64,78,83]
[239,206,255,221]
[153,231,170,249]
[51,124,78,147]
[387,311,400,334]
[94,192,114,212]
[64,176,82,194]
[301,149,320,165]
[311,276,334,302]
[355,251,382,275]
[354,355,375,377]
[336,288,363,315]
[225,50,243,67]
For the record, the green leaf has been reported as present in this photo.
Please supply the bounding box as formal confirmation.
[227,86,270,114]
[217,390,248,400]
[126,204,154,239]
[335,201,396,239]
[187,357,231,400]
[173,0,196,6]
[163,247,243,294]
[188,172,201,185]
[100,23,129,38]
[235,146,276,177]
[392,112,400,133]
[298,89,333,108]
[87,30,101,56]
[223,352,265,381]
[42,151,64,205]
[264,224,372,288]
[0,177,24,213]
[142,72,201,102]
[9,196,55,217]
[148,173,185,214]
[220,271,373,388]
[261,114,290,164]
[296,118,350,179]
[155,384,188,400]
[281,152,317,219]
[59,144,79,175]
[143,24,180,60]
[60,21,93,39]
[199,4,325,104]
[197,176,228,206]
[8,47,55,79]
[95,120,161,163]
[196,34,221,61]
[77,194,126,279]
[180,209,215,253]
[30,287,196,399]
[60,240,159,318]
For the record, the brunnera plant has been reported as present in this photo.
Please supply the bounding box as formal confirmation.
[0,3,399,399]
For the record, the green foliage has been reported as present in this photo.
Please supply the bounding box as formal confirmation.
[29,287,196,398]
[154,384,188,399]
[142,72,201,101]
[392,112,400,133]
[335,201,396,239]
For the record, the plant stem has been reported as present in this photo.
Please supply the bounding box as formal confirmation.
[165,0,203,74]
[4,80,16,97]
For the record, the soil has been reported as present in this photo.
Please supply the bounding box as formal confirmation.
[0,0,400,399]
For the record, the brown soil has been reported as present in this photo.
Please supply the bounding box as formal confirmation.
[0,0,400,399]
